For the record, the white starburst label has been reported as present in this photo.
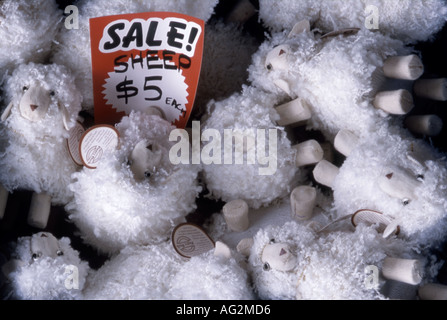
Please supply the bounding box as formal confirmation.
[102,56,189,124]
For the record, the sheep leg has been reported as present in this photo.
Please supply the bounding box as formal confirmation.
[275,97,311,126]
[382,257,423,286]
[27,192,52,229]
[373,89,414,115]
[290,186,317,221]
[313,160,340,188]
[414,78,447,101]
[222,199,249,232]
[419,283,447,300]
[334,130,360,157]
[404,115,443,136]
[383,55,424,81]
[292,140,324,167]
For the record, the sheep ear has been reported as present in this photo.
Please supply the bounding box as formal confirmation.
[214,241,232,260]
[1,101,14,122]
[288,20,311,38]
[58,102,70,131]
[236,238,254,257]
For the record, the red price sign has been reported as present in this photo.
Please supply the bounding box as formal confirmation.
[90,12,204,128]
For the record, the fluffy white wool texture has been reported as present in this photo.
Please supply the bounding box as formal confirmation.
[194,20,259,118]
[201,85,303,209]
[249,29,411,141]
[52,0,218,111]
[333,124,447,250]
[66,111,201,255]
[248,221,433,300]
[0,0,62,78]
[258,0,447,43]
[83,242,254,300]
[8,236,90,300]
[0,63,82,204]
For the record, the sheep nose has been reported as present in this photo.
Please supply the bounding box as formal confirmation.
[19,83,50,122]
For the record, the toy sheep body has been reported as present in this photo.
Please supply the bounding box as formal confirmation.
[3,232,90,300]
[201,85,315,210]
[82,241,254,300]
[245,221,438,300]
[66,111,201,255]
[258,0,447,44]
[249,27,420,141]
[0,0,62,78]
[325,124,447,250]
[0,62,83,228]
[52,0,218,112]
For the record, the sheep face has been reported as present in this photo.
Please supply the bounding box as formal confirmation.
[128,140,164,182]
[1,63,82,143]
[261,242,297,272]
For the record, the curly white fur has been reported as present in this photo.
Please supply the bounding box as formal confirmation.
[83,242,254,300]
[0,63,82,205]
[249,28,413,141]
[66,111,202,255]
[201,85,305,209]
[6,233,90,300]
[258,0,447,44]
[247,221,439,300]
[332,124,447,250]
[0,0,62,78]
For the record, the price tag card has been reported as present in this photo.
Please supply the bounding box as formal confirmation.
[172,223,215,258]
[90,12,204,128]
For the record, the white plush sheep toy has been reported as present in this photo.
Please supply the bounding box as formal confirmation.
[312,123,447,251]
[52,0,219,113]
[200,20,423,218]
[258,0,447,44]
[66,110,202,255]
[82,240,254,300]
[2,232,90,300]
[243,20,447,250]
[201,85,323,211]
[249,22,436,142]
[0,62,83,229]
[240,220,443,300]
[0,0,62,78]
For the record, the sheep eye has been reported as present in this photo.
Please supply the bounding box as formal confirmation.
[269,239,275,244]
[22,86,29,92]
[56,250,64,256]
[402,199,411,206]
[32,252,42,261]
[144,171,151,178]
[266,64,273,71]
[50,91,56,97]
[263,263,271,271]
[417,174,425,181]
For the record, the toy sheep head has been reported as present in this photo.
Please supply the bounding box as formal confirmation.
[1,63,83,141]
[2,232,90,300]
[240,221,437,300]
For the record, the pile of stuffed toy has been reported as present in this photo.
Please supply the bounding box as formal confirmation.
[1,0,447,300]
